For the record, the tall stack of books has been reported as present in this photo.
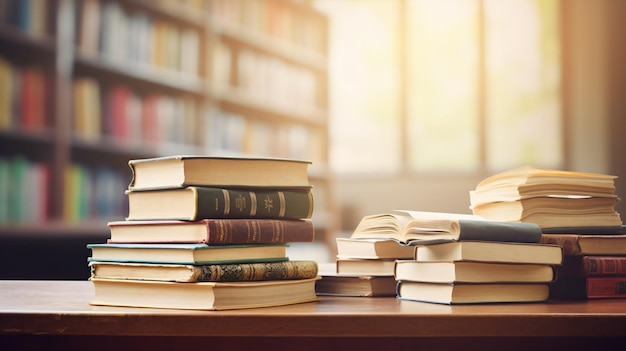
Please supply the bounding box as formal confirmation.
[469,165,626,300]
[88,155,320,310]
[346,210,563,304]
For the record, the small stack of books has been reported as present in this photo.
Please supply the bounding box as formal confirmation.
[469,165,622,229]
[541,230,626,299]
[88,155,320,310]
[342,210,563,304]
[315,237,414,297]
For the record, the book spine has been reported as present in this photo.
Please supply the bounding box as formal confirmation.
[540,234,582,255]
[195,260,318,282]
[204,218,314,244]
[587,277,626,298]
[583,256,626,276]
[196,187,313,220]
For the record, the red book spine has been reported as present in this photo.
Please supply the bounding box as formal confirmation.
[540,234,582,255]
[203,219,314,245]
[583,256,626,276]
[587,277,626,298]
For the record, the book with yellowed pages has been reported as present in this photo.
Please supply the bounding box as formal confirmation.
[336,238,415,259]
[414,241,563,265]
[350,210,542,245]
[90,277,320,310]
[394,260,556,284]
[127,155,311,191]
[90,260,319,282]
[469,166,622,228]
[336,259,397,276]
[397,281,549,305]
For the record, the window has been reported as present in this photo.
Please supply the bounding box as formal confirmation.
[316,0,562,175]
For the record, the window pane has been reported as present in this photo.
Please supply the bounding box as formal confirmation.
[406,0,480,172]
[485,0,562,171]
[315,0,401,174]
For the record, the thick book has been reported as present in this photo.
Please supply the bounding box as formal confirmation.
[540,233,626,255]
[127,155,311,191]
[90,277,320,310]
[394,260,556,284]
[470,165,618,205]
[315,275,397,297]
[336,238,416,260]
[336,259,397,276]
[87,243,288,265]
[350,210,542,245]
[549,276,626,300]
[414,241,564,265]
[126,186,313,220]
[556,255,626,278]
[107,219,314,244]
[397,281,550,304]
[89,260,318,282]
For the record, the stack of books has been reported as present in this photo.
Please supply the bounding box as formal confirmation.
[469,165,622,229]
[541,230,626,299]
[470,165,626,300]
[343,210,563,304]
[88,155,320,310]
[315,238,414,297]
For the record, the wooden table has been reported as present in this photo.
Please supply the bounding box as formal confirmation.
[1,280,625,350]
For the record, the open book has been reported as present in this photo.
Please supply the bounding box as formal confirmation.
[350,210,542,245]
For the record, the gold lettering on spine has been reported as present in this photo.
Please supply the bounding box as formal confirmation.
[221,189,230,216]
[278,191,286,217]
[249,192,257,216]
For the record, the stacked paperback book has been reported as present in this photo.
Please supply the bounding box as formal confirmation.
[88,155,320,310]
[343,210,563,304]
[469,166,626,300]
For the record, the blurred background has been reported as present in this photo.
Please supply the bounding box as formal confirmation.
[0,0,625,278]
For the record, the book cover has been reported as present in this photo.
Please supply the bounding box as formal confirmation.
[540,233,626,255]
[90,277,320,310]
[87,242,288,265]
[90,260,318,282]
[315,275,397,297]
[336,259,397,276]
[550,276,626,300]
[414,241,563,265]
[108,218,314,245]
[556,255,626,277]
[336,238,416,260]
[127,155,312,191]
[126,186,314,220]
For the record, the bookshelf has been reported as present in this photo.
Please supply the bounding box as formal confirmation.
[0,0,336,276]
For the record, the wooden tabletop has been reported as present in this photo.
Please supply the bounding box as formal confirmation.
[1,280,626,339]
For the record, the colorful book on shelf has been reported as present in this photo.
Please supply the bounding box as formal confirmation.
[107,218,314,244]
[540,233,626,256]
[90,277,320,310]
[127,155,311,191]
[87,243,288,265]
[335,238,415,260]
[89,260,318,282]
[394,260,556,284]
[397,281,550,305]
[414,241,563,265]
[125,186,313,220]
[350,210,542,245]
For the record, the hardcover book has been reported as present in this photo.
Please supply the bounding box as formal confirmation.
[394,260,556,284]
[540,233,626,255]
[90,277,320,310]
[414,241,563,265]
[126,186,314,220]
[549,276,626,300]
[107,218,314,244]
[336,238,415,259]
[397,281,550,304]
[87,243,288,265]
[350,210,542,245]
[89,260,318,282]
[127,155,311,191]
[335,259,397,276]
[315,275,397,297]
[556,255,626,277]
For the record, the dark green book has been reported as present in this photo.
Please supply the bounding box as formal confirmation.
[89,260,318,282]
[126,186,313,220]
